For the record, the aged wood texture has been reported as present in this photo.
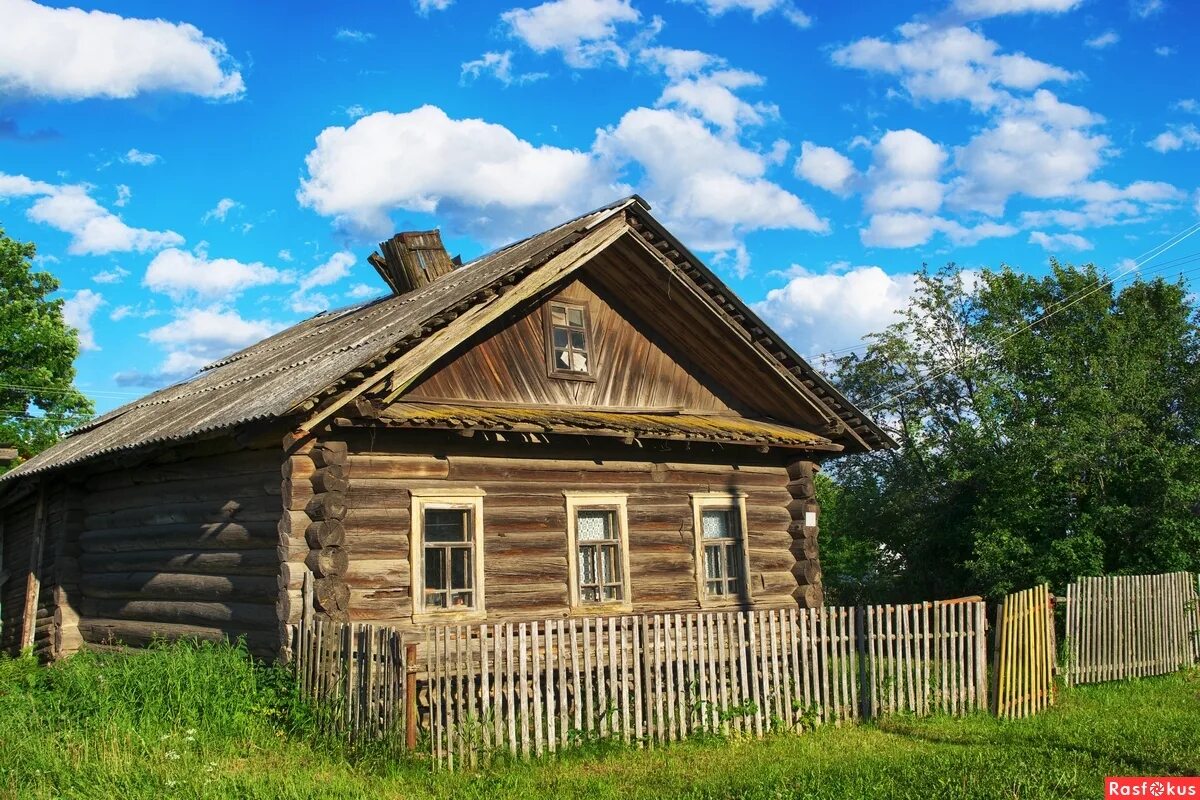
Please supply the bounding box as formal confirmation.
[74,446,283,658]
[405,276,742,413]
[0,495,36,655]
[785,459,823,607]
[992,584,1055,719]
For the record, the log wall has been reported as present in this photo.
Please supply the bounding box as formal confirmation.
[73,446,284,657]
[339,431,819,632]
[0,493,37,655]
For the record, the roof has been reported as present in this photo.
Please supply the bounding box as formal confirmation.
[3,194,891,484]
[374,402,842,450]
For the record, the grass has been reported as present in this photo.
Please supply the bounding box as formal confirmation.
[1,641,1197,799]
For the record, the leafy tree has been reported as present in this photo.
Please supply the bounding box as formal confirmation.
[822,262,1200,601]
[0,226,93,470]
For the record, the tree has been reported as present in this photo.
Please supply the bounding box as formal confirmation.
[0,226,93,470]
[822,262,1200,601]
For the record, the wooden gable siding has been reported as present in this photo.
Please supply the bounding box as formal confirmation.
[71,445,284,657]
[337,431,813,632]
[403,275,741,413]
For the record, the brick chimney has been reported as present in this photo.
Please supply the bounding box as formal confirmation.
[368,230,457,296]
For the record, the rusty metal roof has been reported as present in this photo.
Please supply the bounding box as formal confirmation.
[2,198,642,482]
[375,402,841,450]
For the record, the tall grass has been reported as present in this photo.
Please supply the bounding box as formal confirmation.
[0,641,1196,799]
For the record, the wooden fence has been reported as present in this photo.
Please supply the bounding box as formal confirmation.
[991,584,1055,719]
[1063,572,1200,686]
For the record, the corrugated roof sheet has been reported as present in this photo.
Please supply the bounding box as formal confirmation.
[3,198,640,482]
[377,402,840,450]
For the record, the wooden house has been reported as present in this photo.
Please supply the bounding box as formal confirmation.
[0,196,891,660]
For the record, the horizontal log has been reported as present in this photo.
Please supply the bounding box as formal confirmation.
[80,572,277,602]
[282,479,314,509]
[311,466,349,494]
[79,548,278,576]
[794,583,823,608]
[305,546,348,578]
[759,570,801,596]
[311,441,348,468]
[349,587,410,617]
[84,474,281,514]
[314,577,350,615]
[78,618,277,657]
[281,453,316,482]
[789,538,819,562]
[278,510,311,539]
[345,454,449,480]
[85,451,281,492]
[793,560,822,587]
[85,496,280,531]
[306,519,345,548]
[80,521,278,553]
[484,555,569,582]
[81,599,279,629]
[345,558,410,588]
[306,492,347,521]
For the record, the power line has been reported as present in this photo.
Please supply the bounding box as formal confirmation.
[859,221,1200,413]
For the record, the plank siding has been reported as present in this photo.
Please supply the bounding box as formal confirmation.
[73,446,283,657]
[0,496,36,655]
[340,433,807,632]
[404,276,742,414]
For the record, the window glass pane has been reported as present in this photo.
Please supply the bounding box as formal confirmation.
[425,509,468,542]
[551,305,567,326]
[567,307,584,327]
[724,545,741,591]
[553,327,568,347]
[704,544,722,580]
[569,351,588,372]
[570,330,586,350]
[450,547,472,590]
[425,548,445,590]
[450,590,472,608]
[577,509,614,541]
[600,544,617,582]
[702,509,734,539]
[579,546,597,585]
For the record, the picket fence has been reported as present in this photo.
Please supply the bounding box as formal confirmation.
[1063,572,1200,686]
[991,584,1055,719]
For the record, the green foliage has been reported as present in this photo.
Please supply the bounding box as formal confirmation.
[1,642,1197,798]
[823,263,1200,601]
[0,226,93,468]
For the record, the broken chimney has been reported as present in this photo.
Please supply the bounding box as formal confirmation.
[368,229,457,296]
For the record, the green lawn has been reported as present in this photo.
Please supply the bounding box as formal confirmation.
[1,641,1197,799]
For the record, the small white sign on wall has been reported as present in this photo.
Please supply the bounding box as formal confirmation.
[804,511,817,528]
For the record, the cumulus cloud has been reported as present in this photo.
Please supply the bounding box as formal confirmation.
[1084,31,1120,49]
[415,0,453,13]
[116,307,284,386]
[951,0,1082,16]
[795,142,858,195]
[1028,230,1093,251]
[61,288,104,351]
[290,250,357,312]
[680,0,812,28]
[832,23,1075,111]
[0,0,244,101]
[202,197,240,223]
[334,28,373,43]
[0,172,183,255]
[92,266,130,284]
[859,212,1016,248]
[865,129,947,214]
[754,265,918,357]
[297,105,620,242]
[114,184,131,207]
[122,148,160,166]
[460,51,547,86]
[502,0,641,68]
[143,248,289,301]
[1146,124,1200,153]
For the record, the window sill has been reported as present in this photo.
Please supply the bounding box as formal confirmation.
[547,370,597,383]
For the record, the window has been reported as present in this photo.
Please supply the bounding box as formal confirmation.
[410,489,486,619]
[564,492,631,612]
[546,301,592,378]
[691,493,751,605]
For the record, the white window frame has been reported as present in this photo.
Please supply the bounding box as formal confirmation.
[410,488,487,622]
[690,491,752,607]
[563,491,632,614]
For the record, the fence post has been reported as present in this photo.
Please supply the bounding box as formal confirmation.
[405,641,418,751]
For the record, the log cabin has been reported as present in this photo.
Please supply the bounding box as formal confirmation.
[0,196,891,660]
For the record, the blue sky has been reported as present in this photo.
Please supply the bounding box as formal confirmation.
[1,0,1197,415]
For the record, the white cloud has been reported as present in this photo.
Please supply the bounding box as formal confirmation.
[346,282,379,299]
[290,251,357,312]
[680,0,812,28]
[116,307,283,386]
[144,248,288,301]
[415,0,453,13]
[1146,124,1200,153]
[460,51,548,86]
[951,0,1082,16]
[0,172,184,255]
[297,105,619,242]
[278,249,294,262]
[795,142,857,195]
[1176,99,1199,114]
[865,129,947,214]
[594,106,827,259]
[1028,230,1093,251]
[860,212,1017,248]
[1131,0,1164,18]
[0,0,243,101]
[114,184,131,207]
[832,23,1075,111]
[1155,46,1175,57]
[92,266,130,284]
[345,104,368,119]
[502,0,641,68]
[656,67,776,135]
[1084,31,1120,49]
[61,288,104,351]
[122,148,160,166]
[334,28,373,43]
[202,197,240,223]
[754,265,918,357]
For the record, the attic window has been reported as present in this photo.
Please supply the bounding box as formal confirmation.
[545,301,593,379]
